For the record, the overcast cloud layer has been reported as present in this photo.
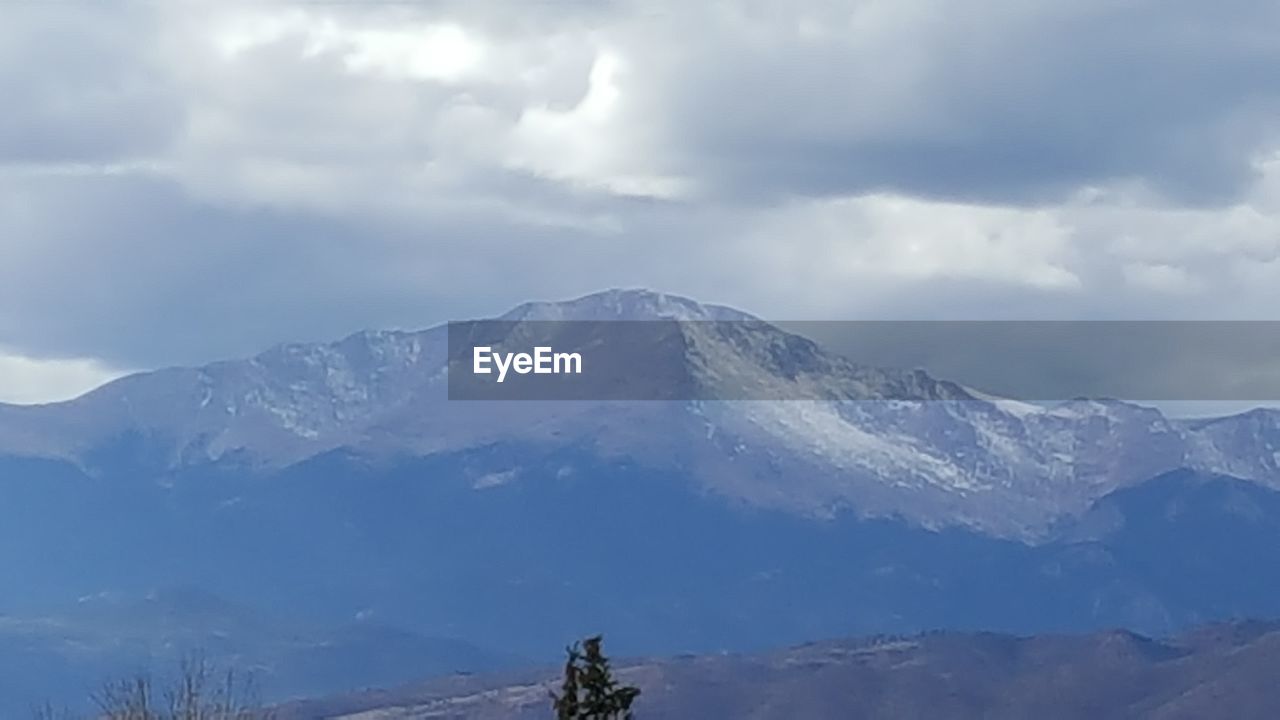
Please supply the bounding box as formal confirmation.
[4,0,1280,403]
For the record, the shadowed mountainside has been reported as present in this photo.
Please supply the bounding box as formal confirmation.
[277,620,1280,720]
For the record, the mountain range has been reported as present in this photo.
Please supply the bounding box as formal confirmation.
[3,289,1280,712]
[276,620,1280,720]
[5,289,1278,538]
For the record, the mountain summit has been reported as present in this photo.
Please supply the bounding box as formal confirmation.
[2,288,1279,538]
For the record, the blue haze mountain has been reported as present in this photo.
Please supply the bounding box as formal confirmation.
[2,289,1280,711]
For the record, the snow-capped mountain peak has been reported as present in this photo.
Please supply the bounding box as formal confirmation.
[2,288,1279,541]
[499,288,756,322]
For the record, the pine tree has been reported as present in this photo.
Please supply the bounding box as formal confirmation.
[551,635,640,719]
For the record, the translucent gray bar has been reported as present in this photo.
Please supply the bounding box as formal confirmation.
[446,320,1280,401]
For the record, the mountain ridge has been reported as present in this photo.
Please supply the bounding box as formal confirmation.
[2,288,1279,540]
[275,619,1280,720]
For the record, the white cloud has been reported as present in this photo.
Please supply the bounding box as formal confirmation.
[740,195,1080,294]
[0,350,125,405]
[506,51,687,197]
[215,9,488,83]
[1120,262,1201,294]
[343,24,487,82]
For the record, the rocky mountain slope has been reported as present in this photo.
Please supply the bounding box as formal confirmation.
[2,289,1278,539]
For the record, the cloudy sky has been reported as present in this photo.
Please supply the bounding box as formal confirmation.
[3,0,1280,404]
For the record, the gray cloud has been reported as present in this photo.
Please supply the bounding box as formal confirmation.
[634,0,1280,205]
[0,3,183,164]
[3,0,1280,398]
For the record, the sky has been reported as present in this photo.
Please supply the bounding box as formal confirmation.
[3,0,1280,404]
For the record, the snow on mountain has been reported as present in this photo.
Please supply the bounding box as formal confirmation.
[1,289,1278,540]
[499,288,755,322]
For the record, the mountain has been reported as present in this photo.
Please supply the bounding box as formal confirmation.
[2,289,1278,539]
[4,289,1280,710]
[0,587,519,717]
[276,620,1280,720]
